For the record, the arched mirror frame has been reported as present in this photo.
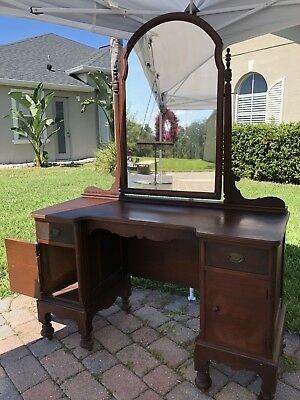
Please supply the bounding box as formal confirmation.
[118,12,224,201]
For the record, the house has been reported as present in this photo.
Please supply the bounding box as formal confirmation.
[230,26,300,124]
[0,33,111,164]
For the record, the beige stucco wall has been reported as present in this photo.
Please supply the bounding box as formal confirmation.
[0,85,99,164]
[230,26,300,122]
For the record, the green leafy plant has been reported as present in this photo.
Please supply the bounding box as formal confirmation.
[81,71,114,139]
[232,123,300,184]
[94,143,117,174]
[6,83,60,167]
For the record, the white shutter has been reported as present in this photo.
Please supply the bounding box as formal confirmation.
[266,79,284,124]
[236,94,252,123]
[236,93,266,124]
[251,93,267,123]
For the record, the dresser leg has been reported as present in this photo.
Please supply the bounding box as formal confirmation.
[40,313,54,340]
[195,361,212,391]
[258,366,277,400]
[78,313,94,351]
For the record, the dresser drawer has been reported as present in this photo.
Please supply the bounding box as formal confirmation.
[36,222,74,246]
[205,242,269,275]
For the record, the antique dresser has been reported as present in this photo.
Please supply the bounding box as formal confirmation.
[5,12,288,400]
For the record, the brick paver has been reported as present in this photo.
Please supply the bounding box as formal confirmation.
[102,364,147,400]
[0,375,22,400]
[107,310,143,333]
[41,348,84,384]
[134,306,169,328]
[0,289,299,400]
[94,325,131,353]
[82,349,118,374]
[5,354,48,392]
[61,370,110,400]
[159,320,197,346]
[166,381,212,399]
[131,326,160,347]
[62,332,102,360]
[148,337,189,368]
[215,382,256,400]
[143,364,180,395]
[22,379,62,400]
[0,324,14,340]
[2,308,34,327]
[116,343,159,377]
[136,389,162,400]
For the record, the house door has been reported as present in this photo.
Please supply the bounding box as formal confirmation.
[54,98,71,160]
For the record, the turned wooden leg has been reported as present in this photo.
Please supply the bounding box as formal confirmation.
[78,313,94,351]
[40,313,54,340]
[258,366,277,400]
[195,361,212,391]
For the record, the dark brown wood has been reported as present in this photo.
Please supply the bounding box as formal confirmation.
[223,48,286,213]
[5,13,289,400]
[119,12,224,200]
[5,239,40,298]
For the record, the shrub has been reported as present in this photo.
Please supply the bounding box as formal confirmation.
[95,143,116,174]
[232,123,300,184]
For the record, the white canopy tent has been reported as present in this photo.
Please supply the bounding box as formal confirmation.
[1,1,300,111]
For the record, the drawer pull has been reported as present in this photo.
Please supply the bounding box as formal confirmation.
[228,252,245,264]
[50,228,61,238]
[212,305,220,312]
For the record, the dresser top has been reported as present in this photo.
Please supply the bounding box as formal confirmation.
[32,197,288,245]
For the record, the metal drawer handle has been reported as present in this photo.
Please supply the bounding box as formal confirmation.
[50,228,61,238]
[212,305,220,312]
[228,252,245,264]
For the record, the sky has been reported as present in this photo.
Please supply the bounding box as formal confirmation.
[0,15,212,129]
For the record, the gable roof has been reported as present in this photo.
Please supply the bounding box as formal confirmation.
[0,33,111,90]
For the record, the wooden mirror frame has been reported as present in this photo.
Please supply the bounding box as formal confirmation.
[119,12,224,201]
[83,12,286,213]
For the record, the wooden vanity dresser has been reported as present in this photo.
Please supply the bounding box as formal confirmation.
[5,13,288,400]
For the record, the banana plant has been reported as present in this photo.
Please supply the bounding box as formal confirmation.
[81,71,114,139]
[6,83,60,167]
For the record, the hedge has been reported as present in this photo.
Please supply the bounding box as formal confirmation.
[232,123,300,184]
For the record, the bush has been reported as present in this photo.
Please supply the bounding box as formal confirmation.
[232,123,300,184]
[95,143,117,174]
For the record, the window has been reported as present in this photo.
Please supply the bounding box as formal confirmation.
[235,74,284,124]
[235,73,268,124]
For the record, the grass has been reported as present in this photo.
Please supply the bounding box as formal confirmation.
[138,157,214,172]
[0,164,299,334]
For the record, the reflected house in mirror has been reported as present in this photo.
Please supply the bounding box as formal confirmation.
[123,17,224,199]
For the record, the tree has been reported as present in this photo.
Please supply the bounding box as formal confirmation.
[81,71,114,139]
[174,120,207,159]
[7,83,60,167]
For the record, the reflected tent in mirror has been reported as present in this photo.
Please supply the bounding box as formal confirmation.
[123,16,224,200]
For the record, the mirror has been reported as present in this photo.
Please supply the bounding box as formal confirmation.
[122,15,224,199]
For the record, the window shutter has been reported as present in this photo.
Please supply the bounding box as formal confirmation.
[251,93,267,123]
[266,79,284,124]
[236,94,252,123]
[236,93,267,124]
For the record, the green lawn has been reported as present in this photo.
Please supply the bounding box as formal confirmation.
[138,157,214,172]
[0,165,299,334]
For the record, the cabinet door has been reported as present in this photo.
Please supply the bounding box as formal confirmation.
[5,239,40,298]
[205,269,269,355]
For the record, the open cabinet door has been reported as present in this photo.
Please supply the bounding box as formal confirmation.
[5,239,40,298]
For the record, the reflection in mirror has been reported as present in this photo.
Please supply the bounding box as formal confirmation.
[126,20,219,196]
